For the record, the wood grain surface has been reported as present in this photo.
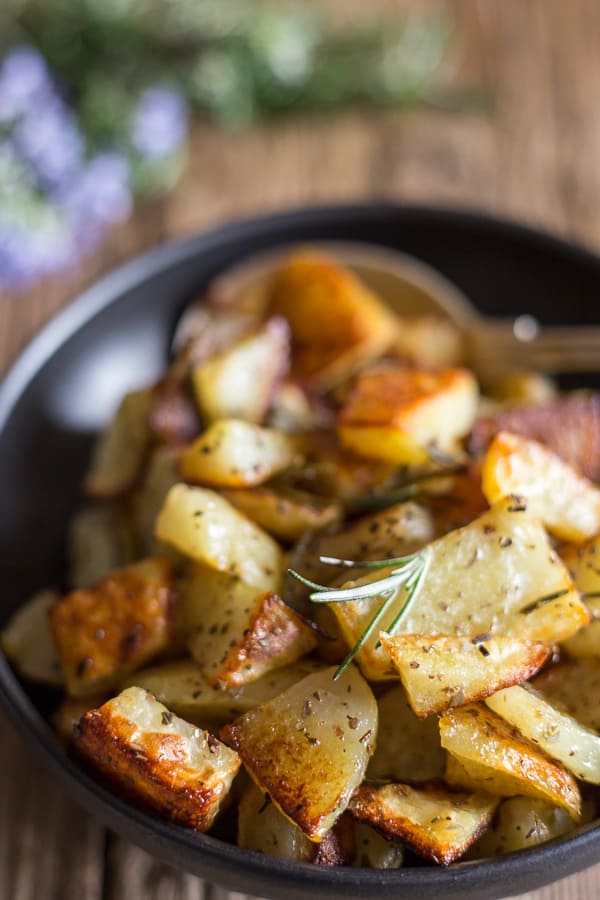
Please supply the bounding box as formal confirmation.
[2,1,600,897]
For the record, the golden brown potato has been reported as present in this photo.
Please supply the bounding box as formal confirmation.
[221,665,377,841]
[219,485,341,544]
[191,317,289,424]
[330,498,586,681]
[75,686,240,831]
[486,685,600,784]
[469,394,600,481]
[337,366,478,465]
[533,659,600,733]
[351,823,404,869]
[181,563,317,689]
[268,251,398,388]
[127,658,326,728]
[559,536,600,659]
[51,557,176,697]
[1,589,63,686]
[83,388,154,498]
[367,684,446,783]
[420,464,489,537]
[482,431,600,542]
[380,634,549,717]
[440,705,582,822]
[155,484,283,591]
[67,503,136,589]
[350,782,498,866]
[468,797,574,859]
[180,420,297,488]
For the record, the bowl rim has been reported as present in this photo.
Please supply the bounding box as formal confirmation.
[2,200,600,898]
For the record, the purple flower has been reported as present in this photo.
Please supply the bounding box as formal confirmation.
[13,94,83,189]
[131,85,188,159]
[58,151,132,234]
[0,45,53,123]
[0,210,74,291]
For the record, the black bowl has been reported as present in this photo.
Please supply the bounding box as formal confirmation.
[2,203,600,900]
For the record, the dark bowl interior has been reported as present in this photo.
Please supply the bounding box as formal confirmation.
[2,203,600,900]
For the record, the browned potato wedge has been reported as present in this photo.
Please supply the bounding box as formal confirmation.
[486,685,600,784]
[180,419,297,488]
[181,563,316,689]
[126,658,326,727]
[155,484,283,591]
[533,658,600,731]
[219,485,341,544]
[330,498,586,681]
[292,429,397,500]
[349,782,498,866]
[469,394,600,481]
[482,431,600,543]
[53,694,108,742]
[337,367,478,465]
[75,686,240,831]
[191,317,289,424]
[133,446,182,556]
[352,823,404,869]
[440,705,582,822]
[468,797,574,859]
[268,251,398,389]
[421,464,488,537]
[221,665,377,841]
[83,388,154,498]
[51,557,176,697]
[560,536,600,658]
[238,782,354,865]
[1,589,62,686]
[68,503,136,589]
[380,634,550,717]
[367,684,446,783]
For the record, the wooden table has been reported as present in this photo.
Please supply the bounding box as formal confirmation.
[2,1,600,897]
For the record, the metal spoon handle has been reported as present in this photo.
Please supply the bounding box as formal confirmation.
[467,320,600,377]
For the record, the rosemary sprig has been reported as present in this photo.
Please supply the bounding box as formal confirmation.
[288,546,432,679]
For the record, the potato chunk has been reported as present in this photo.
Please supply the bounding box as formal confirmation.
[533,659,600,731]
[1,589,62,686]
[440,705,582,822]
[380,634,549,717]
[155,484,282,591]
[268,251,398,388]
[481,431,600,542]
[181,563,316,688]
[219,486,341,544]
[133,446,182,556]
[191,317,289,424]
[560,536,600,659]
[68,503,136,589]
[486,685,600,784]
[352,823,404,870]
[83,388,154,498]
[238,782,354,865]
[128,658,325,727]
[367,684,446,783]
[221,665,377,840]
[330,498,586,680]
[75,686,240,831]
[469,797,574,859]
[337,367,478,465]
[51,557,175,697]
[180,420,296,488]
[350,782,498,866]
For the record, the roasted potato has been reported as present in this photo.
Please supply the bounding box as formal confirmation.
[381,634,549,717]
[1,589,62,686]
[132,446,182,556]
[440,704,582,822]
[155,484,283,591]
[337,366,478,465]
[83,388,154,498]
[221,665,377,841]
[180,419,297,488]
[350,782,498,866]
[533,658,600,731]
[51,557,176,697]
[468,797,574,858]
[219,485,341,544]
[68,502,136,589]
[481,431,600,543]
[75,686,240,830]
[191,317,289,424]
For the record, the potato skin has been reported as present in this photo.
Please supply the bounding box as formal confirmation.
[51,557,176,697]
[75,687,240,831]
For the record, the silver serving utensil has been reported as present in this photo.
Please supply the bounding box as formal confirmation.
[174,240,600,378]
